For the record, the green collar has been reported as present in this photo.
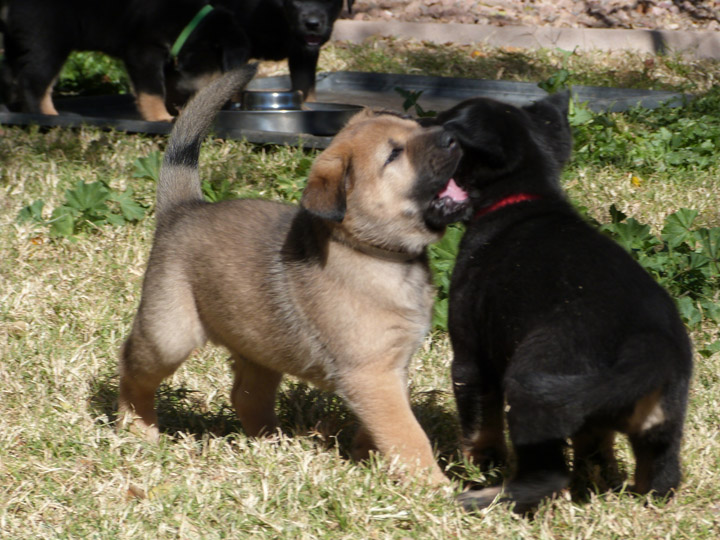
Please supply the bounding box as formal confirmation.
[170,4,214,58]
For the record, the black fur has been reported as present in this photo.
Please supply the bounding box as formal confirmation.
[430,93,693,514]
[1,0,248,119]
[213,0,352,100]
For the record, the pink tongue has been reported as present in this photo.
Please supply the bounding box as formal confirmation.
[437,178,469,202]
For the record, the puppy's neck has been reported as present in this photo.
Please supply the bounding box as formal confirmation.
[474,193,542,219]
[329,227,421,263]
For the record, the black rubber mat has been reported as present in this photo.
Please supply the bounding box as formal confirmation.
[0,71,685,148]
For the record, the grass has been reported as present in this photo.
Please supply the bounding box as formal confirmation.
[2,38,720,538]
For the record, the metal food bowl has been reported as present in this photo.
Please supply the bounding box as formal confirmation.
[239,90,303,111]
[219,98,363,136]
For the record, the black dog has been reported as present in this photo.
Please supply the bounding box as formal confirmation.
[1,0,249,121]
[213,0,352,100]
[431,92,693,514]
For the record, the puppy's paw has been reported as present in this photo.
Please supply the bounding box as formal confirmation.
[117,413,160,443]
[457,486,503,512]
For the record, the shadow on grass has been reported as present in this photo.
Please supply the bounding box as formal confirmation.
[90,373,631,501]
[89,374,461,464]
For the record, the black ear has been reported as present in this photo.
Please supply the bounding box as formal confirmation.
[525,90,570,120]
[444,118,508,167]
[525,91,573,166]
[346,0,355,14]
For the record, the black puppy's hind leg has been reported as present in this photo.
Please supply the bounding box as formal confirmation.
[628,418,684,498]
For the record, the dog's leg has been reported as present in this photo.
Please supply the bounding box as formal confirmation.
[118,332,185,442]
[16,50,67,115]
[340,371,446,485]
[461,439,569,514]
[571,427,621,494]
[451,347,507,469]
[288,49,319,101]
[230,355,283,437]
[628,422,683,496]
[124,51,174,122]
[118,279,207,440]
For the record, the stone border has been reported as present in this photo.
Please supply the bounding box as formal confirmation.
[331,20,720,59]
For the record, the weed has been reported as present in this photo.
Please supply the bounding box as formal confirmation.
[394,87,436,117]
[600,207,720,332]
[17,180,147,238]
[428,224,464,330]
[132,151,162,183]
[55,51,131,97]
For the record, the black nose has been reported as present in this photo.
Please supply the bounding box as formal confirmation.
[305,17,321,31]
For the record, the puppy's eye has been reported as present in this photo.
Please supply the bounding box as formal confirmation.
[385,146,404,165]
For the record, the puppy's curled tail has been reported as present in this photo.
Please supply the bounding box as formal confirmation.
[506,331,692,435]
[156,64,257,223]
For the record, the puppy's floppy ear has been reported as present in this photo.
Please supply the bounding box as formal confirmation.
[301,141,350,222]
[346,0,355,14]
[525,90,573,165]
[445,117,508,167]
[525,90,570,120]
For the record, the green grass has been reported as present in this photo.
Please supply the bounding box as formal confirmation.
[2,40,720,538]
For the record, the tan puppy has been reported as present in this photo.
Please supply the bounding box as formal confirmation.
[118,67,470,484]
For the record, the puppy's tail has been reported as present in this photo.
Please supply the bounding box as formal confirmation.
[506,331,692,437]
[156,64,257,223]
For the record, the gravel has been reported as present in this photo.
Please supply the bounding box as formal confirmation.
[344,0,720,31]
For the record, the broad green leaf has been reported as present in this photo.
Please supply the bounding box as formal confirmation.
[110,188,146,222]
[602,218,657,252]
[65,181,110,212]
[132,151,162,182]
[661,208,698,248]
[675,296,702,327]
[696,227,720,274]
[49,206,78,237]
[17,199,45,224]
[700,299,720,324]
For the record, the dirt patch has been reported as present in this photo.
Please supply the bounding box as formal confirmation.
[344,0,720,31]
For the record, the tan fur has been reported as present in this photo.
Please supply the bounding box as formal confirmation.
[119,94,461,485]
[40,82,58,115]
[136,92,174,122]
[626,390,666,434]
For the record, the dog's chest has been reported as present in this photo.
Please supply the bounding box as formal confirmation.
[292,254,434,375]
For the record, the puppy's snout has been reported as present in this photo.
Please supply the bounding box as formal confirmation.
[305,16,321,31]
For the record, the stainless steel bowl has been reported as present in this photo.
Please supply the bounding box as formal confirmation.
[239,90,303,111]
[217,102,363,136]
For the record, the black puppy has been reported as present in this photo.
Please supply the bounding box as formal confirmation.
[1,0,249,121]
[433,92,693,514]
[213,0,352,100]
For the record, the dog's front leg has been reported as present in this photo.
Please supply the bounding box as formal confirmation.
[230,355,283,437]
[288,49,319,101]
[341,371,447,485]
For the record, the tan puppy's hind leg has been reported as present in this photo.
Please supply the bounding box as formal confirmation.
[343,372,447,486]
[118,370,163,443]
[231,356,283,437]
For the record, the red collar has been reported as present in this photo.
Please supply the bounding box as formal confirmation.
[474,193,541,219]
